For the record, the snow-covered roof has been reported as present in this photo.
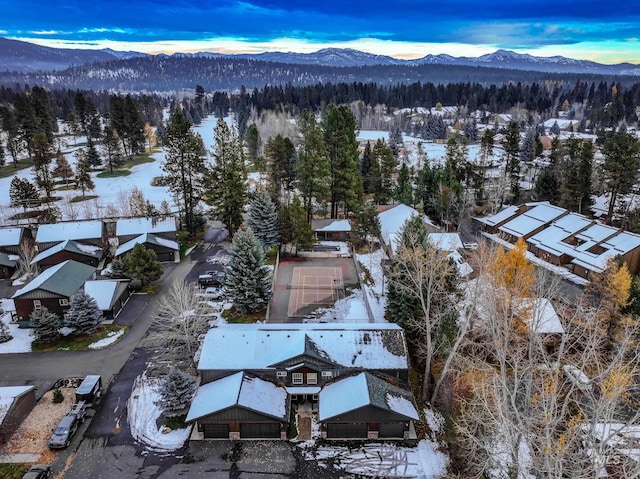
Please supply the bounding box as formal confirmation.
[379,204,437,251]
[84,280,128,311]
[116,233,179,256]
[31,239,103,264]
[12,260,96,299]
[116,217,177,237]
[319,372,418,421]
[198,323,409,372]
[0,228,24,248]
[0,385,35,424]
[313,219,352,232]
[186,372,287,422]
[0,252,17,268]
[499,203,566,238]
[519,298,564,334]
[476,205,519,227]
[36,220,103,244]
[448,251,473,277]
[428,233,463,251]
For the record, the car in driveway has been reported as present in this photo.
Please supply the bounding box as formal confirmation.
[196,286,224,300]
[22,464,52,479]
[48,413,80,449]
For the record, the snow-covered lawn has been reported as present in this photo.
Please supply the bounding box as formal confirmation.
[128,374,191,452]
[0,311,32,354]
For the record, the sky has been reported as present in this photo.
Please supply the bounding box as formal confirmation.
[4,0,640,64]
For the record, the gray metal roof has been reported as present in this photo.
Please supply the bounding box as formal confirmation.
[12,260,96,298]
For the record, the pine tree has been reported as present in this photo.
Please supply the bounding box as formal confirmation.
[205,118,247,236]
[123,243,163,286]
[63,291,103,336]
[264,134,296,205]
[31,308,60,344]
[75,151,95,199]
[155,369,197,418]
[394,163,414,206]
[370,139,397,204]
[108,258,129,279]
[353,203,381,249]
[534,168,560,203]
[324,104,363,218]
[244,123,260,165]
[297,109,330,222]
[85,139,102,168]
[101,126,125,173]
[32,133,54,199]
[503,122,521,202]
[9,176,39,211]
[248,191,279,250]
[162,111,206,235]
[601,132,640,221]
[0,317,12,344]
[360,141,374,193]
[52,151,74,187]
[224,227,272,314]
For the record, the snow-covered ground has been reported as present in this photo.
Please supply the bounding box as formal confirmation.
[356,248,387,322]
[0,309,32,354]
[127,374,192,452]
[88,328,125,349]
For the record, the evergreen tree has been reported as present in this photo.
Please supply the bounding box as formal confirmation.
[394,163,414,206]
[370,139,397,204]
[353,203,381,249]
[155,369,198,418]
[549,120,561,136]
[75,151,95,199]
[601,132,640,221]
[10,176,39,211]
[248,191,279,250]
[85,138,102,168]
[297,110,330,222]
[0,317,12,343]
[31,308,60,344]
[205,118,247,236]
[52,151,74,187]
[122,243,163,286]
[360,141,374,194]
[108,258,129,279]
[534,168,560,203]
[162,111,206,235]
[102,126,125,173]
[324,104,363,218]
[519,128,538,163]
[223,227,272,314]
[0,142,5,167]
[63,291,103,336]
[32,133,54,199]
[503,122,521,202]
[264,134,296,205]
[244,123,260,166]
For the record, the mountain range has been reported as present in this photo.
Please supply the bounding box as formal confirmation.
[1,37,639,76]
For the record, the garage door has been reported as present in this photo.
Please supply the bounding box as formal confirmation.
[379,422,405,438]
[240,423,281,439]
[202,423,229,439]
[326,423,368,439]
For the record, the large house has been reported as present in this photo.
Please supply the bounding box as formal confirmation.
[11,260,96,320]
[187,323,418,441]
[479,203,640,279]
[115,217,179,262]
[30,239,104,270]
[35,220,106,252]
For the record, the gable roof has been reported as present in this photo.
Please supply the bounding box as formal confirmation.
[476,205,519,228]
[198,324,409,372]
[36,220,104,244]
[312,219,352,233]
[12,260,96,299]
[498,203,567,238]
[0,252,17,268]
[115,233,179,256]
[186,372,288,422]
[518,298,564,334]
[84,280,129,311]
[116,217,177,237]
[31,239,103,264]
[378,204,437,248]
[428,233,463,251]
[0,228,24,248]
[319,372,418,421]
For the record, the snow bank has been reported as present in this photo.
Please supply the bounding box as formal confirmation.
[127,375,191,452]
[88,329,125,349]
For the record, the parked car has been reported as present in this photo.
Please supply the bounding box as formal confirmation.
[197,286,224,300]
[463,242,479,250]
[48,413,80,449]
[22,464,52,479]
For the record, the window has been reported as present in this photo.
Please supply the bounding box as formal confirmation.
[59,299,69,306]
[292,373,303,385]
[33,300,42,310]
[307,373,318,385]
[276,371,287,378]
[312,394,319,401]
[321,371,333,379]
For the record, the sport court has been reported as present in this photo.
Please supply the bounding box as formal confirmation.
[269,257,359,322]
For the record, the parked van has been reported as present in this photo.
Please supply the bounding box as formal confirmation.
[75,375,102,405]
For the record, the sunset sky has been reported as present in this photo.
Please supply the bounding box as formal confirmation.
[5,0,640,64]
